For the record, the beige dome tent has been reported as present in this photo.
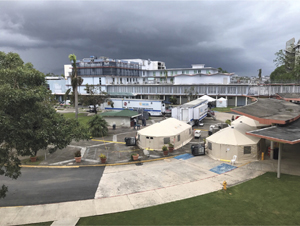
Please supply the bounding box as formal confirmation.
[206,122,262,162]
[137,118,193,151]
[231,116,269,128]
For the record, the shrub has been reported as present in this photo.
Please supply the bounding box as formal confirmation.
[162,145,168,151]
[99,154,106,159]
[225,119,231,125]
[168,143,174,148]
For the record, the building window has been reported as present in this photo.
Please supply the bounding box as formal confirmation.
[112,78,115,83]
[194,70,197,74]
[99,78,102,85]
[244,146,251,154]
[171,71,173,75]
[164,137,170,144]
[160,71,163,76]
[208,142,212,150]
[177,135,180,141]
[153,72,156,77]
[143,71,145,75]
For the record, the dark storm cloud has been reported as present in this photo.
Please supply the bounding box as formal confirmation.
[0,1,300,76]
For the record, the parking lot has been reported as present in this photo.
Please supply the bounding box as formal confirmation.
[37,116,223,166]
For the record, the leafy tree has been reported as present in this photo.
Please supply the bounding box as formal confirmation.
[169,96,177,105]
[218,67,228,73]
[88,115,108,137]
[0,51,90,198]
[81,84,112,114]
[258,69,262,80]
[271,49,300,83]
[68,54,83,119]
[184,86,198,101]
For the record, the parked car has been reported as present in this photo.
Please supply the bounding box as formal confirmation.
[88,104,99,112]
[194,129,201,138]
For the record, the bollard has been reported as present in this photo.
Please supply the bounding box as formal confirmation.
[261,152,264,161]
[223,181,227,190]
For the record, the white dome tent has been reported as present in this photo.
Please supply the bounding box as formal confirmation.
[199,95,216,102]
[137,118,193,151]
[206,122,263,162]
[216,97,228,108]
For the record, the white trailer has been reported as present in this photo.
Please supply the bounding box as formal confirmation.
[102,98,167,116]
[171,99,208,126]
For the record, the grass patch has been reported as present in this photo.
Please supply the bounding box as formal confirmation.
[61,113,92,127]
[213,107,234,112]
[21,155,45,165]
[77,172,300,225]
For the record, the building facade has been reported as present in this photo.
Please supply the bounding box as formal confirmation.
[47,56,300,107]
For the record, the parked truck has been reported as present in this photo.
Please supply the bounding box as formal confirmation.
[102,98,168,116]
[171,99,208,126]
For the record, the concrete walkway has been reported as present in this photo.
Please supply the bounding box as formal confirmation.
[1,156,273,226]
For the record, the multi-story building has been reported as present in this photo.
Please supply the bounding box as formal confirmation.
[64,56,235,103]
[285,38,300,69]
[53,56,300,107]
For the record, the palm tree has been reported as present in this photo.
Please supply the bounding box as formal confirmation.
[68,54,79,119]
[88,115,108,137]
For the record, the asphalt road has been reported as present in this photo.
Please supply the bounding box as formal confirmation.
[0,166,105,207]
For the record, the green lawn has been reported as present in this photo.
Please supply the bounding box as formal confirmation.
[77,172,300,225]
[62,113,92,127]
[212,107,234,112]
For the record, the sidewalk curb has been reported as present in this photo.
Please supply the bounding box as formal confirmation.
[20,155,179,169]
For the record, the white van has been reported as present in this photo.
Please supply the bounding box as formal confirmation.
[194,129,201,138]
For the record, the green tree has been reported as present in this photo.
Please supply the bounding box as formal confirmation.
[68,54,83,119]
[81,84,112,114]
[0,51,89,198]
[258,69,262,81]
[184,86,198,101]
[169,96,177,105]
[88,115,108,137]
[218,67,228,73]
[271,49,300,83]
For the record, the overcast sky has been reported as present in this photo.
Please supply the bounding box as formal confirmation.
[1,0,300,77]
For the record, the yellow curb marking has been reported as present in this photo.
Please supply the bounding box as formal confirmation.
[237,161,251,168]
[92,139,126,144]
[20,165,79,169]
[219,159,231,162]
[75,155,178,167]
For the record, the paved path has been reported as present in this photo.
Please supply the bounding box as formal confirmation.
[1,156,270,226]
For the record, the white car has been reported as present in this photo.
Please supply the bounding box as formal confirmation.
[194,129,201,138]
